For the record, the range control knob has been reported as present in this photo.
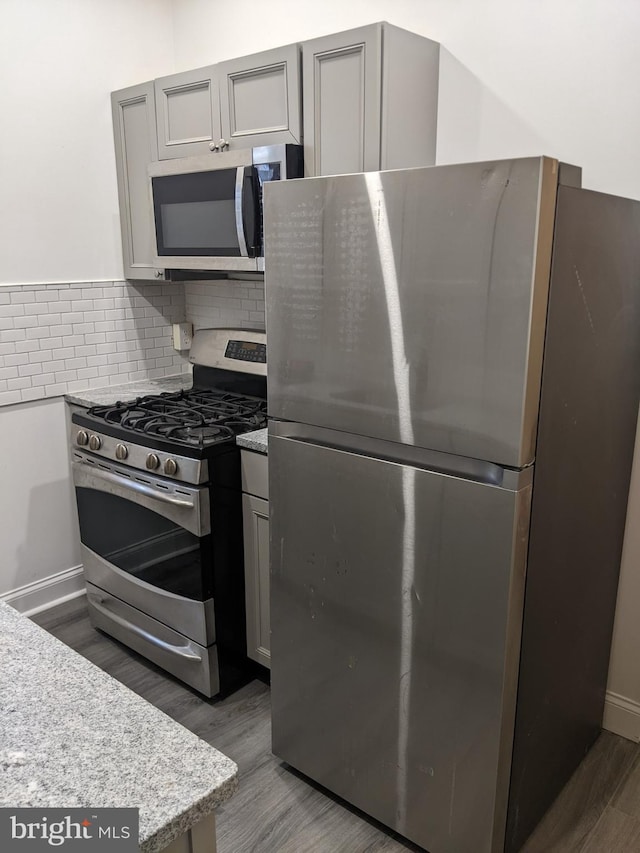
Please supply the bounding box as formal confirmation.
[164,458,178,476]
[115,443,128,461]
[76,430,89,447]
[88,435,102,451]
[146,453,160,471]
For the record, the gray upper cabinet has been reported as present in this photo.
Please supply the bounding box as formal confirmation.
[111,81,162,281]
[154,44,301,160]
[302,22,440,176]
[154,65,220,159]
[218,44,301,149]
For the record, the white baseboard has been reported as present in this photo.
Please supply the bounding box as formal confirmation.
[603,691,640,742]
[1,565,85,617]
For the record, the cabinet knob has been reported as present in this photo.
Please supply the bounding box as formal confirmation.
[218,138,229,151]
[155,270,163,278]
[209,142,219,151]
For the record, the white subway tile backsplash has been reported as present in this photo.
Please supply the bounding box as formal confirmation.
[32,372,56,387]
[44,384,67,397]
[1,330,27,342]
[66,357,88,370]
[19,388,44,402]
[0,280,189,407]
[28,351,54,364]
[52,347,75,360]
[183,279,265,334]
[14,316,39,328]
[19,363,42,377]
[15,341,39,353]
[35,290,60,302]
[24,303,51,315]
[0,390,23,405]
[62,335,86,347]
[7,377,32,391]
[75,345,98,357]
[0,305,26,317]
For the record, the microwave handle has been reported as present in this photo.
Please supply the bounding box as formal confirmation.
[235,167,249,258]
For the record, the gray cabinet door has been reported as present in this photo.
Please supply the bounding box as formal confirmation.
[111,82,161,281]
[242,493,270,668]
[218,44,301,149]
[302,24,382,177]
[269,432,531,853]
[302,23,439,177]
[154,65,221,159]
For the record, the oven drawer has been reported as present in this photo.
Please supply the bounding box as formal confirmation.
[86,583,220,698]
[82,546,215,647]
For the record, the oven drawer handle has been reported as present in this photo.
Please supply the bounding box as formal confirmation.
[76,461,196,509]
[88,592,203,661]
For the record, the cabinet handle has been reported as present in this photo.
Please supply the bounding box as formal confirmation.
[155,270,163,278]
[209,142,219,151]
[218,138,229,151]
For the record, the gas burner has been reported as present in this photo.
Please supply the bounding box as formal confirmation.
[173,424,236,447]
[88,387,267,449]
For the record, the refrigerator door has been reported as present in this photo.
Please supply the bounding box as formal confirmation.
[270,429,532,853]
[265,157,558,468]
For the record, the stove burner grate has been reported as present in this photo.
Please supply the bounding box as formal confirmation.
[89,388,267,448]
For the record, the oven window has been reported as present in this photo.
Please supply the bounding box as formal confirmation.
[76,487,212,600]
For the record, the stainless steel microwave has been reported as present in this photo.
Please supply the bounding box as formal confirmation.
[148,144,303,273]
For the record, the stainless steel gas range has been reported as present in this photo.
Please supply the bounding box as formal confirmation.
[70,328,267,697]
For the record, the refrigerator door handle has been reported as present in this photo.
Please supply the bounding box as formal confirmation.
[269,420,532,491]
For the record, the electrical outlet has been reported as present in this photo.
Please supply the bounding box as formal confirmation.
[172,322,193,351]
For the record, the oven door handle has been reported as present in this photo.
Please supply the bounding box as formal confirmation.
[75,461,195,508]
[87,591,203,661]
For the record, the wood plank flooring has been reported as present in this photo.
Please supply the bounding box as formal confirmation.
[32,597,640,853]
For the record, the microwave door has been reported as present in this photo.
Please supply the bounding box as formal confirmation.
[149,159,260,272]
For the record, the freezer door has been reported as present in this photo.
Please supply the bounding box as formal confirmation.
[265,157,558,467]
[270,433,532,853]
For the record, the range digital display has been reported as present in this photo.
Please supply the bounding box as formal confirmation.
[225,340,266,363]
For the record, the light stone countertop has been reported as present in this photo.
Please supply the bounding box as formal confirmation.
[236,428,268,455]
[0,600,237,852]
[64,374,193,408]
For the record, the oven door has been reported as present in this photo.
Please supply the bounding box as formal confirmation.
[72,452,215,646]
[148,152,260,272]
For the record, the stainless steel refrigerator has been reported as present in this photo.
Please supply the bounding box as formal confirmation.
[264,157,640,853]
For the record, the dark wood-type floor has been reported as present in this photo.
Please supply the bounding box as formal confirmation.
[32,597,640,853]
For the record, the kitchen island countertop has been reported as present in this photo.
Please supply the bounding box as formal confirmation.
[236,428,268,454]
[0,600,237,852]
[64,373,193,408]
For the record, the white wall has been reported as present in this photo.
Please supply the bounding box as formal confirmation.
[0,398,81,594]
[171,0,640,201]
[0,0,175,285]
